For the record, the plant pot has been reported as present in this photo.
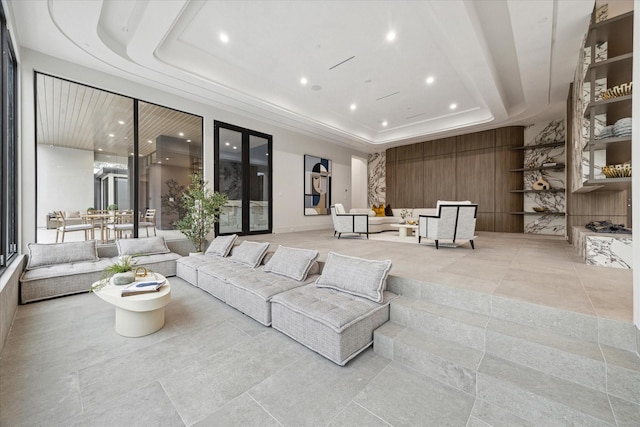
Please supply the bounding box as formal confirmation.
[112,271,135,285]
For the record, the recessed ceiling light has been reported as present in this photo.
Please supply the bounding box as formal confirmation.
[426,76,435,85]
[450,103,457,110]
[225,142,230,146]
[300,77,308,85]
[178,132,184,137]
[266,153,269,156]
[118,120,124,125]
[98,148,103,151]
[186,139,191,142]
[147,140,152,143]
[350,103,357,111]
[109,133,115,137]
[158,161,162,164]
[382,121,388,127]
[129,152,134,156]
[233,146,237,150]
[138,154,143,157]
[386,31,396,41]
[165,157,169,161]
[220,32,229,43]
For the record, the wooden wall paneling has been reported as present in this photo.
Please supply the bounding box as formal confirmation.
[395,142,423,161]
[494,213,523,233]
[456,130,495,152]
[385,160,397,207]
[386,147,398,163]
[394,158,424,207]
[475,213,495,232]
[495,126,525,148]
[423,137,456,157]
[423,155,456,207]
[455,147,495,212]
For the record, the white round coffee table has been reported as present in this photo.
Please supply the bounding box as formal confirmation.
[94,273,171,337]
[390,223,419,237]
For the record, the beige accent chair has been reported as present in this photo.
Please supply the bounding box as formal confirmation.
[139,209,157,237]
[418,201,478,249]
[331,204,369,239]
[54,210,92,243]
[106,210,134,240]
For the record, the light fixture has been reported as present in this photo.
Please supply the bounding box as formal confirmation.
[382,121,388,127]
[225,142,230,146]
[449,103,457,110]
[165,157,170,161]
[178,132,184,137]
[158,161,162,164]
[220,32,229,43]
[147,140,152,143]
[300,77,308,85]
[386,31,396,41]
[266,153,269,156]
[109,133,115,137]
[350,103,357,111]
[118,120,124,125]
[98,148,103,151]
[186,139,191,142]
[426,76,435,85]
[233,146,237,150]
[129,152,134,156]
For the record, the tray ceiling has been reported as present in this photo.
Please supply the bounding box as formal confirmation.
[10,0,594,151]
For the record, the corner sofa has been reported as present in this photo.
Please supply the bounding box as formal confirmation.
[19,236,181,304]
[176,235,396,365]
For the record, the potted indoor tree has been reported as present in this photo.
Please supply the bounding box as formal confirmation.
[174,172,228,253]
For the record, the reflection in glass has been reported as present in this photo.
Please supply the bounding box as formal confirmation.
[249,135,269,232]
[218,127,243,234]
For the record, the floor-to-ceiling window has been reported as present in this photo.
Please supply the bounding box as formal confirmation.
[0,4,17,273]
[35,73,203,243]
[215,121,272,236]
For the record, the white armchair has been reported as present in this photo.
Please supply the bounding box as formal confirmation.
[418,202,478,249]
[331,204,369,239]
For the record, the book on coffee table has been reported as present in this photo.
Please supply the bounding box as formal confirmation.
[121,280,166,297]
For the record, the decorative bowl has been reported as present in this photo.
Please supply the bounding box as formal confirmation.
[406,220,416,225]
[602,164,631,178]
[601,82,632,100]
[532,207,548,212]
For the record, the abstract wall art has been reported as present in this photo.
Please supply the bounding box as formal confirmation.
[304,155,331,215]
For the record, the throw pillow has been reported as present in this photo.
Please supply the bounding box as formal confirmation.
[372,204,386,217]
[384,203,393,216]
[315,252,392,303]
[334,203,346,214]
[27,241,99,270]
[263,245,319,281]
[228,241,270,268]
[205,234,238,257]
[117,236,170,256]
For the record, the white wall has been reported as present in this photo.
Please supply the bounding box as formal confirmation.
[19,49,368,248]
[351,156,368,208]
[36,145,94,227]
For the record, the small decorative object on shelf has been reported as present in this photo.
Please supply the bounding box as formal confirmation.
[602,164,631,178]
[532,176,551,190]
[134,266,148,278]
[542,158,557,167]
[601,82,632,100]
[533,207,549,212]
[406,219,416,225]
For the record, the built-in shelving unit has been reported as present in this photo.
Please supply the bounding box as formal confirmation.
[582,10,633,190]
[510,189,565,193]
[509,164,565,172]
[509,211,566,215]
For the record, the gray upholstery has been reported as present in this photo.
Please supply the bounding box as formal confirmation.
[228,241,270,267]
[176,254,219,287]
[115,252,181,277]
[271,285,397,365]
[262,245,319,281]
[26,241,98,269]
[330,205,369,239]
[205,234,238,257]
[116,236,170,256]
[418,203,478,249]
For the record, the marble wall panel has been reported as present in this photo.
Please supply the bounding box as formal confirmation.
[368,152,385,207]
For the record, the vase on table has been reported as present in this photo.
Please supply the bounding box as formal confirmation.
[112,271,135,285]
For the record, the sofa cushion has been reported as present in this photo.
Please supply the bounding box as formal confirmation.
[334,203,346,214]
[372,205,385,217]
[116,236,170,256]
[384,203,393,216]
[228,241,270,268]
[315,252,392,303]
[205,234,237,257]
[263,245,319,281]
[26,241,99,270]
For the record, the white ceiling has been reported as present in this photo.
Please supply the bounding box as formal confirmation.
[8,0,595,152]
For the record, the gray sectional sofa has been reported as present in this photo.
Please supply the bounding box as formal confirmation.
[177,236,396,365]
[20,236,180,304]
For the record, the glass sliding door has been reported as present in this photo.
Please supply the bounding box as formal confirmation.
[35,73,203,243]
[215,121,272,236]
[217,126,243,234]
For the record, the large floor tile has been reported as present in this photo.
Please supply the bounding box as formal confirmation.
[327,401,391,427]
[194,392,280,427]
[354,361,475,426]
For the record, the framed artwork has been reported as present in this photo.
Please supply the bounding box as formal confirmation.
[304,155,331,215]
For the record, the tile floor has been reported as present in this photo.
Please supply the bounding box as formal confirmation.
[1,229,635,426]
